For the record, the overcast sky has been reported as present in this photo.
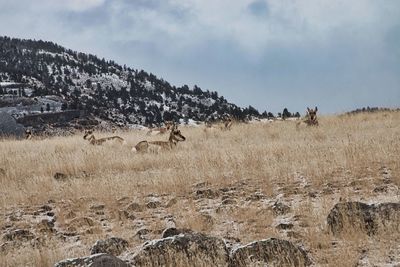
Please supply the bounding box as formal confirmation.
[0,0,399,114]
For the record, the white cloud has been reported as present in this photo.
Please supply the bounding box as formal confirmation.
[99,0,399,56]
[43,0,106,12]
[2,0,396,56]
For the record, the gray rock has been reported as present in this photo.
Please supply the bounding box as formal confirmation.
[230,238,311,267]
[195,188,220,199]
[221,198,237,205]
[327,202,400,236]
[90,204,105,211]
[133,232,229,267]
[0,112,25,138]
[161,227,194,238]
[165,198,177,208]
[272,201,291,216]
[125,202,144,212]
[54,253,130,267]
[245,192,266,201]
[54,172,68,181]
[90,237,129,256]
[136,228,150,237]
[146,201,161,209]
[2,229,35,242]
[276,223,294,230]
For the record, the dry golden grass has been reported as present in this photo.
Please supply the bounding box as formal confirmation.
[0,110,399,266]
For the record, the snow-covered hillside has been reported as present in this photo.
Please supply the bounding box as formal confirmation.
[0,36,258,128]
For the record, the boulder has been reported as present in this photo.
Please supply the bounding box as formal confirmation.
[276,223,294,230]
[146,201,161,209]
[54,253,130,267]
[0,112,25,138]
[230,238,311,267]
[272,201,291,216]
[125,202,144,212]
[195,188,220,199]
[327,202,400,236]
[161,227,194,238]
[132,232,229,267]
[54,172,68,181]
[90,237,129,256]
[2,229,35,242]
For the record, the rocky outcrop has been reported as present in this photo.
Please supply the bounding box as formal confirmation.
[0,112,25,138]
[132,232,230,267]
[194,188,220,199]
[327,202,400,236]
[230,238,311,267]
[2,229,35,242]
[272,201,291,216]
[161,227,194,238]
[54,253,130,267]
[90,237,129,256]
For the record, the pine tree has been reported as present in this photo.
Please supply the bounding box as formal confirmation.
[282,108,291,119]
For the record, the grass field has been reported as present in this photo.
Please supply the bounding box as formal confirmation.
[0,111,399,266]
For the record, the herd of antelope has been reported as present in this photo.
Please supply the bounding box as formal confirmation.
[22,107,319,152]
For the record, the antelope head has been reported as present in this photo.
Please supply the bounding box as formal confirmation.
[169,125,186,144]
[307,107,318,122]
[165,121,174,130]
[25,129,32,140]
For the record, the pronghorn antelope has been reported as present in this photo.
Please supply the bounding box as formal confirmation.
[83,129,125,145]
[297,107,319,128]
[133,125,186,153]
[25,129,32,140]
[222,116,234,130]
[204,116,234,132]
[205,121,213,128]
[203,120,216,132]
[146,121,174,136]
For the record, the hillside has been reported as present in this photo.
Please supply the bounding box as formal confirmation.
[0,111,399,266]
[0,36,259,130]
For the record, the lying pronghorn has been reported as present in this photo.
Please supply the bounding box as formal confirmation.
[133,125,186,153]
[146,121,174,136]
[297,107,319,128]
[83,129,125,145]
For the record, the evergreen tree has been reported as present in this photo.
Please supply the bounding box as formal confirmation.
[282,108,291,119]
[61,102,68,111]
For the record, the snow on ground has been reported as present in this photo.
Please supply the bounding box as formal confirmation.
[0,82,19,86]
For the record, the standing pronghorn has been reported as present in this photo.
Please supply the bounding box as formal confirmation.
[297,107,319,128]
[203,116,234,132]
[133,125,186,153]
[25,129,33,140]
[146,121,174,136]
[83,129,125,145]
[222,116,234,130]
